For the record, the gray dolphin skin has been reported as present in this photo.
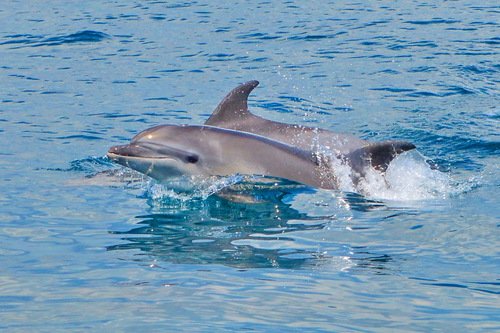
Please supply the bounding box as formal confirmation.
[107,125,336,189]
[107,81,416,190]
[205,80,415,173]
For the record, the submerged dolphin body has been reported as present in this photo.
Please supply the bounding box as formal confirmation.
[107,125,336,189]
[205,80,415,174]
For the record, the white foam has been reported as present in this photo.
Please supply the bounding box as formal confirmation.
[310,145,470,202]
[352,151,466,201]
[144,174,244,202]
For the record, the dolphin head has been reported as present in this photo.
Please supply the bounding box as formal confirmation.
[107,125,206,181]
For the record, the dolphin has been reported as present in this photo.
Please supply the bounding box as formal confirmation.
[107,124,337,189]
[205,80,415,173]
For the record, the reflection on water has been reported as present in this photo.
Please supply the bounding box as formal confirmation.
[107,185,396,271]
[108,186,327,269]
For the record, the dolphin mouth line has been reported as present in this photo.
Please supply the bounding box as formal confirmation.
[106,152,175,161]
[108,142,192,161]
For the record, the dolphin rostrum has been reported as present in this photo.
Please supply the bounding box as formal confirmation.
[205,80,415,174]
[107,124,337,189]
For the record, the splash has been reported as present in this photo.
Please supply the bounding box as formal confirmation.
[144,174,245,202]
[70,151,470,203]
[333,150,468,201]
[113,153,467,203]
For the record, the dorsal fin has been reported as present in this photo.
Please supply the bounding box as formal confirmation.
[347,141,416,173]
[205,80,259,126]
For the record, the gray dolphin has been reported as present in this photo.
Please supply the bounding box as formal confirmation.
[205,80,415,173]
[107,124,336,189]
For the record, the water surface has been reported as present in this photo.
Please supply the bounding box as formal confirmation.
[1,1,499,332]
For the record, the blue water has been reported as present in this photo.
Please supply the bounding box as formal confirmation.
[1,1,499,332]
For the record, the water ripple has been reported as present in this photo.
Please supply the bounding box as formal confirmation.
[405,19,461,25]
[0,30,110,49]
[1,1,498,331]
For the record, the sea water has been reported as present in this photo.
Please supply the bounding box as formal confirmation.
[0,1,498,332]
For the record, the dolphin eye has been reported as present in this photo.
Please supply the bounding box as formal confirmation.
[186,154,199,164]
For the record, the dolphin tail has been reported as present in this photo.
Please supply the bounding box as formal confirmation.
[347,141,416,173]
[205,80,259,126]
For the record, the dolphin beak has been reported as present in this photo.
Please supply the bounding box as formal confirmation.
[106,144,152,165]
[107,142,189,161]
[107,143,163,159]
[106,144,155,175]
[106,143,187,178]
[108,144,133,157]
